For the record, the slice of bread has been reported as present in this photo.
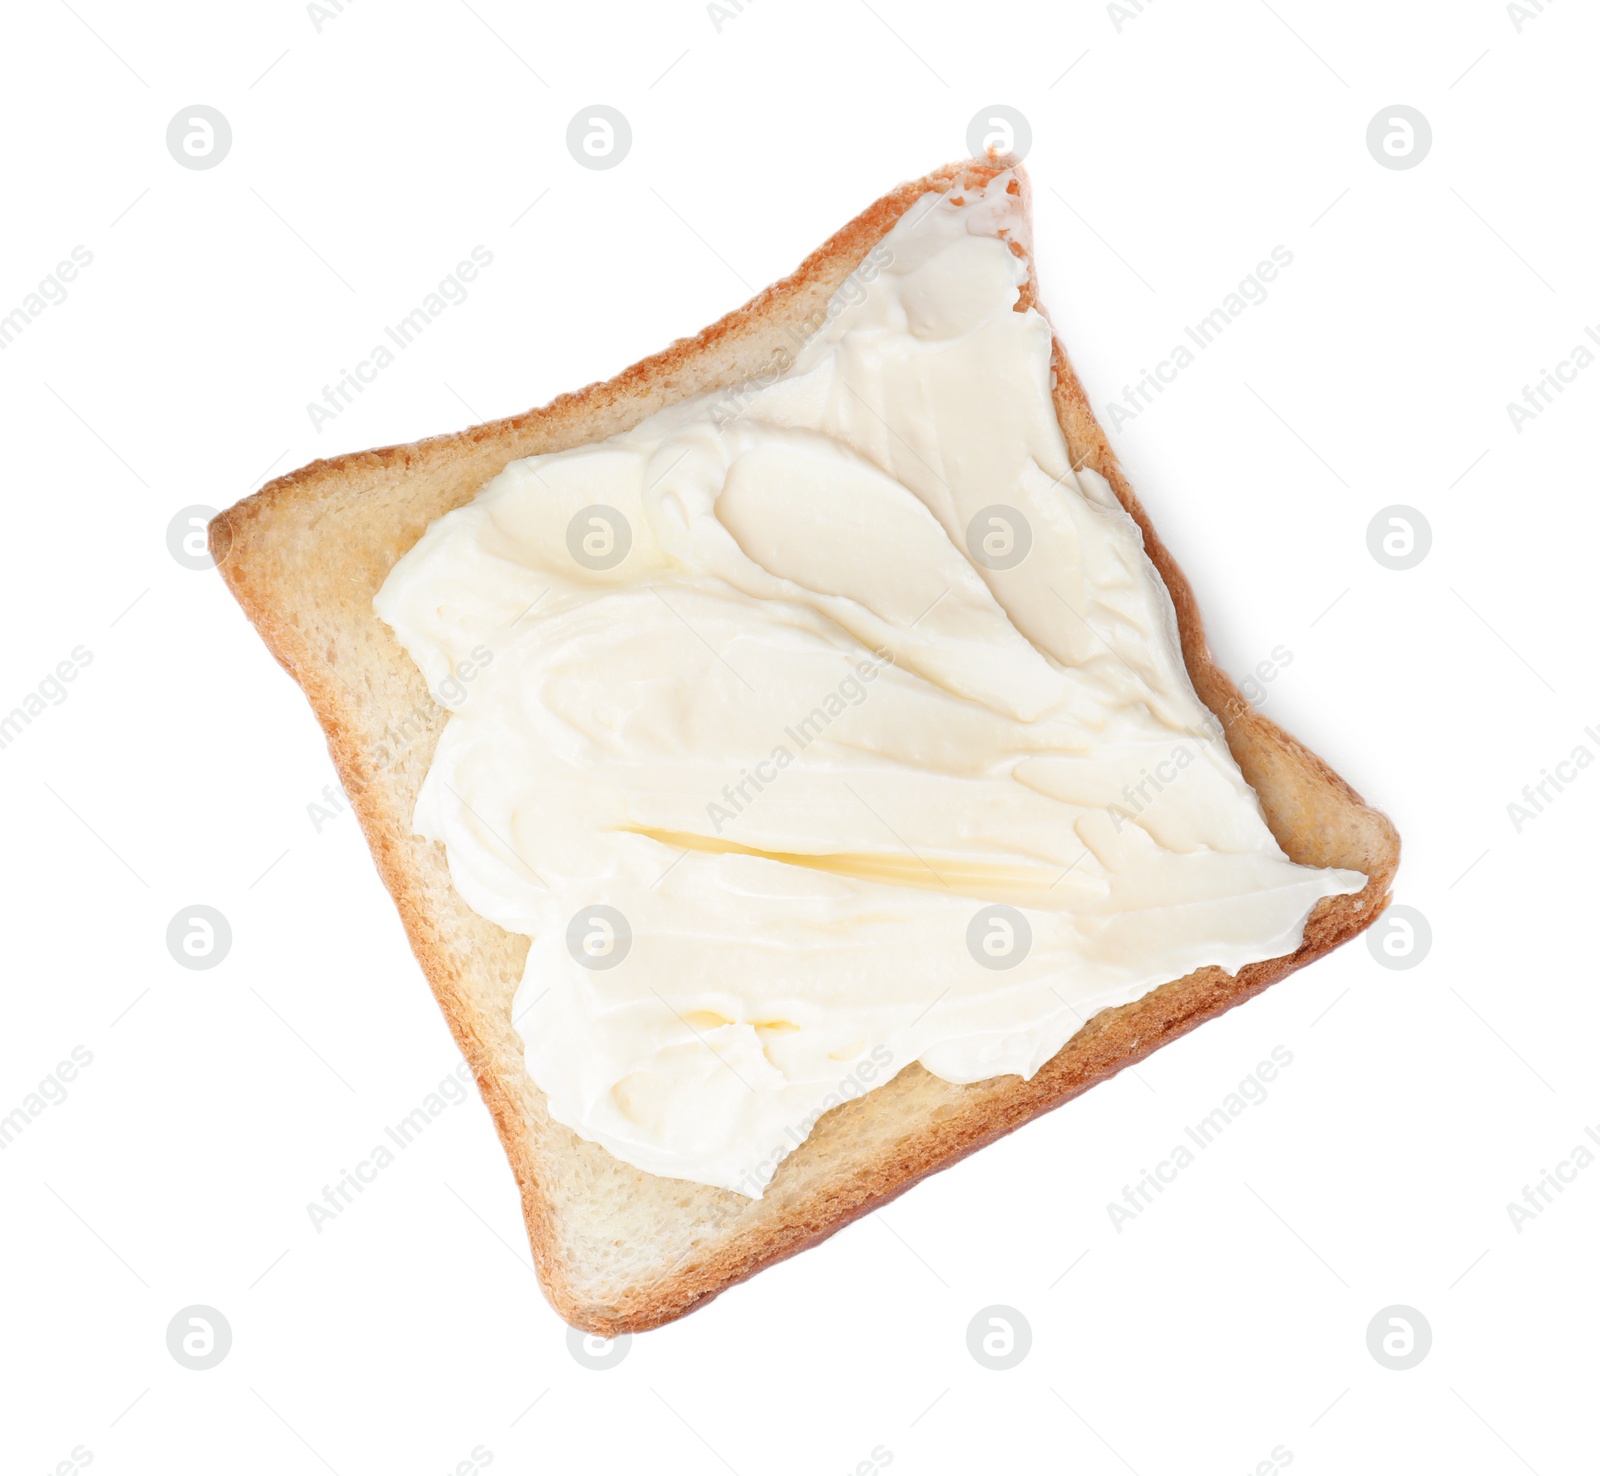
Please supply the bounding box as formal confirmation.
[212,157,1399,1334]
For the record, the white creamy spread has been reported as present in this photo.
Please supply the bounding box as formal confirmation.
[375,171,1365,1196]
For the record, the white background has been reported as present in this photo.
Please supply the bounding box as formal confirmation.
[2,1,1595,1472]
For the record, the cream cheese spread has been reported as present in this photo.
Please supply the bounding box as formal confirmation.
[375,171,1365,1196]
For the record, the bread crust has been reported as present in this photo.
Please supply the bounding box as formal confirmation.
[212,157,1399,1335]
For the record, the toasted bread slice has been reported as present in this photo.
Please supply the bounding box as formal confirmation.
[212,157,1399,1334]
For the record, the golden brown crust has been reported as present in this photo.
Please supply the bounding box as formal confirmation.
[212,156,1399,1335]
